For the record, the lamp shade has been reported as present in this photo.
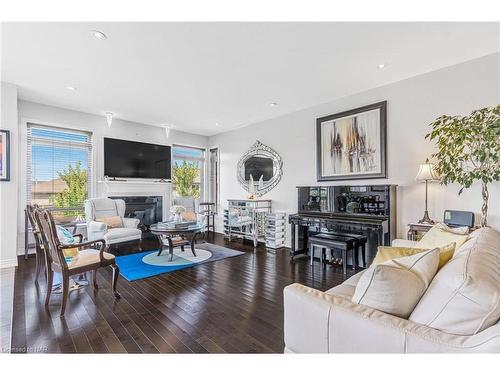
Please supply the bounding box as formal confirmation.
[415,162,440,181]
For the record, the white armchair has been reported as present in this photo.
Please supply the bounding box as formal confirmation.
[84,198,142,246]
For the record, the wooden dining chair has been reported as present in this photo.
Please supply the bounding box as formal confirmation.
[26,204,47,284]
[33,207,121,316]
[26,204,84,284]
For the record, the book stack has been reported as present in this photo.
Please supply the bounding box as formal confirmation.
[265,212,286,249]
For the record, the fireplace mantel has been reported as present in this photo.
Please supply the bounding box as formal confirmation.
[97,180,171,221]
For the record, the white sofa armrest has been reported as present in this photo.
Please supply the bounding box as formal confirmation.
[284,283,500,353]
[87,220,107,241]
[391,238,420,247]
[122,217,140,228]
[283,283,335,353]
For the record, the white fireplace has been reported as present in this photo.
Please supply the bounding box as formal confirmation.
[97,179,171,222]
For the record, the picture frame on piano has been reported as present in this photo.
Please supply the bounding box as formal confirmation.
[316,101,387,181]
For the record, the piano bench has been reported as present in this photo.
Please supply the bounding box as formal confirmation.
[307,233,359,275]
[327,232,368,268]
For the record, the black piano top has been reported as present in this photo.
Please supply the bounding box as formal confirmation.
[291,184,397,228]
[296,185,395,218]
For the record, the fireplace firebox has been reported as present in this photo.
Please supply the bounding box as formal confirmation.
[111,196,163,229]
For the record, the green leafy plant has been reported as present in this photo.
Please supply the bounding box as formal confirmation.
[51,161,88,216]
[425,105,500,227]
[172,160,201,198]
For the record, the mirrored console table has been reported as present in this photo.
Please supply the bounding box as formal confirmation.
[224,199,272,247]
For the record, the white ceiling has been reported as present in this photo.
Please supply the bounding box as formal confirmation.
[2,22,499,136]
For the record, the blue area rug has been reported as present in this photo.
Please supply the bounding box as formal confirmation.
[115,243,244,281]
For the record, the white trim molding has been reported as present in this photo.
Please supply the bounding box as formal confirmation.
[0,258,18,269]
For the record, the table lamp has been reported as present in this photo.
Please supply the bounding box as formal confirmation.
[415,161,440,224]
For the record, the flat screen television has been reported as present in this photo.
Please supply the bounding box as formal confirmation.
[104,138,171,179]
[244,156,274,181]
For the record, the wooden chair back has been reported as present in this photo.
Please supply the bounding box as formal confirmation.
[33,208,68,272]
[26,204,44,249]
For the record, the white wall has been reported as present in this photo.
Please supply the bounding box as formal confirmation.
[0,82,19,267]
[15,100,209,255]
[208,53,500,243]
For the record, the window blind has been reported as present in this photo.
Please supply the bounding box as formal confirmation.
[26,124,92,209]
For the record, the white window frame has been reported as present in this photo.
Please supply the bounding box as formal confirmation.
[26,123,93,209]
[208,146,220,207]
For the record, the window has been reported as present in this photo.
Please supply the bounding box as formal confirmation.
[27,124,92,218]
[171,145,205,200]
[208,147,219,205]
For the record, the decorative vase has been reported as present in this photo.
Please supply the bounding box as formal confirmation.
[248,174,256,199]
[174,213,182,222]
[258,175,264,191]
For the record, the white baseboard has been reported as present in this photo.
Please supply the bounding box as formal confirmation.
[0,258,18,269]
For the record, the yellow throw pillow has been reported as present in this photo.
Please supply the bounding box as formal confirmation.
[373,242,456,270]
[437,242,456,269]
[417,224,469,250]
[373,246,426,265]
[62,246,79,264]
[97,216,123,228]
[62,247,78,258]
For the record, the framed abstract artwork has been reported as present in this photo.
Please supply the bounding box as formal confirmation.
[316,101,387,181]
[0,129,11,181]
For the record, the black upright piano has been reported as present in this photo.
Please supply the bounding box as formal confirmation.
[289,185,397,265]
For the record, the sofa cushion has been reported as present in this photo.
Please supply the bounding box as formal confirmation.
[352,249,440,318]
[326,284,356,299]
[417,223,469,250]
[103,227,142,244]
[409,227,500,335]
[373,242,455,270]
[326,271,365,298]
[68,249,115,269]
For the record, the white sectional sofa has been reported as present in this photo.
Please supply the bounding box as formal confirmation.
[283,227,500,353]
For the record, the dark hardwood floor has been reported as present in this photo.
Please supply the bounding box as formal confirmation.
[8,233,356,353]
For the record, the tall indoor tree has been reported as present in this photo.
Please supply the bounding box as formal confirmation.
[425,105,500,227]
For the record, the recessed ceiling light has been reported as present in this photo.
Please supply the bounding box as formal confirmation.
[270,102,278,107]
[65,86,77,91]
[91,30,107,40]
[215,122,220,127]
[377,63,387,69]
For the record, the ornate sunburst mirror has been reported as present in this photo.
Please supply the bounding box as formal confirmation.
[237,141,283,196]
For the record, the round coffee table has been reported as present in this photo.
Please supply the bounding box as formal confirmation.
[150,222,204,261]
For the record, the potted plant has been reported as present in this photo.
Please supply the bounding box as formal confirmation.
[425,105,500,227]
